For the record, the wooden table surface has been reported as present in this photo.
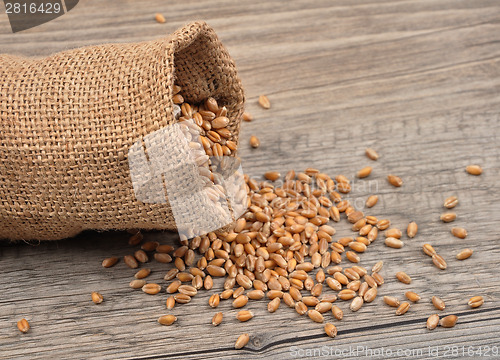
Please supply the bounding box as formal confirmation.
[1,0,500,359]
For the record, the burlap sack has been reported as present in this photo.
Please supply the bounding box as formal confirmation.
[0,21,245,241]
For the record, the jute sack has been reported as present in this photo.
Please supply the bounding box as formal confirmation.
[0,21,245,241]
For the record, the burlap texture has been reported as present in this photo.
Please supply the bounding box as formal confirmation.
[0,21,245,241]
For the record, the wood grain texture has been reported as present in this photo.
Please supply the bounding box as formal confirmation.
[1,0,500,359]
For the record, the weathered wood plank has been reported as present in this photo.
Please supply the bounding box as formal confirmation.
[1,0,500,358]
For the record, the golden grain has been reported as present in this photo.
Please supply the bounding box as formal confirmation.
[302,296,320,307]
[142,283,161,295]
[466,165,482,175]
[129,279,146,289]
[331,305,343,320]
[134,249,149,263]
[347,280,361,292]
[128,231,143,246]
[346,251,360,263]
[365,195,378,208]
[440,213,457,223]
[212,312,223,326]
[444,196,458,209]
[330,206,340,222]
[268,297,281,313]
[236,310,254,322]
[427,314,439,330]
[250,135,260,148]
[164,268,179,281]
[158,315,177,326]
[206,265,226,277]
[91,292,103,304]
[166,280,181,294]
[326,277,342,291]
[166,296,175,310]
[440,315,458,328]
[396,302,410,315]
[232,286,245,298]
[178,285,197,297]
[364,274,378,289]
[372,272,385,286]
[174,293,191,304]
[134,268,151,279]
[387,175,403,187]
[337,182,351,193]
[456,248,473,260]
[422,244,436,257]
[177,272,194,282]
[311,283,323,297]
[289,286,302,301]
[17,319,30,333]
[371,261,384,273]
[334,272,349,285]
[385,228,402,239]
[248,289,265,300]
[172,94,184,104]
[347,211,364,224]
[385,237,404,249]
[358,283,367,298]
[405,291,421,302]
[432,254,447,270]
[295,301,308,315]
[193,275,203,289]
[349,241,367,253]
[243,112,253,122]
[267,290,284,299]
[365,148,379,160]
[123,255,139,269]
[324,323,338,338]
[283,292,295,308]
[363,287,377,303]
[155,253,172,264]
[207,294,220,308]
[155,13,166,23]
[407,222,418,238]
[156,244,174,253]
[432,296,446,310]
[258,95,271,109]
[376,219,390,230]
[367,227,378,242]
[102,257,118,268]
[235,333,250,349]
[451,227,467,239]
[383,296,400,307]
[357,223,371,236]
[468,296,484,308]
[338,289,357,301]
[308,309,324,323]
[344,268,360,281]
[142,241,159,252]
[315,302,333,313]
[357,166,372,178]
[338,237,353,247]
[233,295,249,308]
[396,271,412,284]
[264,171,281,181]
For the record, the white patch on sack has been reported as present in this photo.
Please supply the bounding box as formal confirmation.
[128,120,247,239]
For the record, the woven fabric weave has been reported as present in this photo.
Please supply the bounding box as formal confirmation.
[0,21,245,241]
